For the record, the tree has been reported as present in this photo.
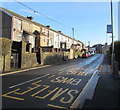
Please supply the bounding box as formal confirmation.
[107,41,120,70]
[114,41,120,70]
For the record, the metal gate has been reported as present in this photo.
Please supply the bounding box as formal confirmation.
[11,53,19,68]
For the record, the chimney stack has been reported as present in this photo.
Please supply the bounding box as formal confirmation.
[58,31,62,33]
[46,25,50,28]
[27,16,33,20]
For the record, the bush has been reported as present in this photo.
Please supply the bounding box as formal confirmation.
[107,41,120,70]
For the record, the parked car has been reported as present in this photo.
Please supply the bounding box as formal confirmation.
[90,51,95,56]
[86,52,91,57]
[82,53,89,58]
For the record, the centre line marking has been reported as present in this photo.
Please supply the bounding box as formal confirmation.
[9,74,49,89]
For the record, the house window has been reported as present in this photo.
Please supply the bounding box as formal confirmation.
[47,30,49,37]
[17,33,22,41]
[18,20,22,30]
[42,38,45,42]
[58,42,59,48]
[57,34,59,41]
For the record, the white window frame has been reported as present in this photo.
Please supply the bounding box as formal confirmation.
[18,20,22,30]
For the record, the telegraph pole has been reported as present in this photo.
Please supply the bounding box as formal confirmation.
[72,28,74,45]
[110,0,115,74]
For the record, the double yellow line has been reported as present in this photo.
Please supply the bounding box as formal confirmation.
[0,65,51,76]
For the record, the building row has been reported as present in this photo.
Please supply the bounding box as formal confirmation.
[0,7,86,71]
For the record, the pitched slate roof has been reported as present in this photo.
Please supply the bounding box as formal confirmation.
[0,7,84,44]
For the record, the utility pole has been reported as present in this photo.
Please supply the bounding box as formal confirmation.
[110,0,115,74]
[88,41,90,52]
[72,28,74,45]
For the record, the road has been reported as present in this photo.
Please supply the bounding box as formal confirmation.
[2,54,104,109]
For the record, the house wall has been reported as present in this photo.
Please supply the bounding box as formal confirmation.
[32,24,41,33]
[53,33,60,48]
[40,33,49,47]
[49,31,54,46]
[12,17,22,42]
[1,10,12,39]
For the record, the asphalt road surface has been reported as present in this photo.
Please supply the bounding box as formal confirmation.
[2,54,104,109]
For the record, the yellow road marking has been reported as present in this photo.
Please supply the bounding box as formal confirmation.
[0,65,51,76]
[59,71,64,74]
[48,75,55,78]
[77,72,82,75]
[14,85,41,95]
[47,104,66,109]
[2,89,24,100]
[32,80,42,85]
[34,87,59,99]
[72,71,77,75]
[31,85,50,97]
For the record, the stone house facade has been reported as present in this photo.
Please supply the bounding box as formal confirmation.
[0,7,86,71]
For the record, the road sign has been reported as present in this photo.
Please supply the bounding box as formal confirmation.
[107,25,112,33]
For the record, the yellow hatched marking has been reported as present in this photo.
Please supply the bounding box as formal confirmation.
[12,80,42,95]
[77,72,82,75]
[48,75,55,78]
[72,71,77,75]
[66,71,72,74]
[32,80,42,85]
[2,89,24,100]
[48,104,66,109]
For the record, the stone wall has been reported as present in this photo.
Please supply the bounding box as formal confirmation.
[63,51,70,61]
[42,52,64,65]
[0,38,12,71]
[21,42,38,68]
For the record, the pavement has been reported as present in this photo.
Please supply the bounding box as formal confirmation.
[82,56,120,110]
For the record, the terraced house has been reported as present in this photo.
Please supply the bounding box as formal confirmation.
[0,7,86,71]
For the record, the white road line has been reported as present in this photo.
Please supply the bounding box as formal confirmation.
[70,70,99,108]
[9,74,49,89]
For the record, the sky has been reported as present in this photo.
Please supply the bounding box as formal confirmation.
[0,0,118,46]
